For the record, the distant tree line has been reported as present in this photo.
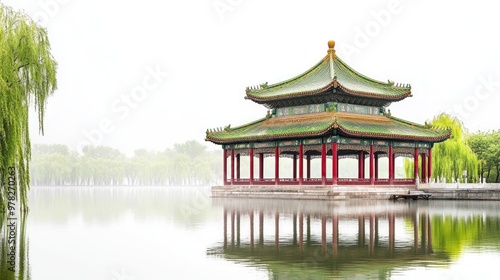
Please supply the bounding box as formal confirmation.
[467,130,500,183]
[29,140,222,186]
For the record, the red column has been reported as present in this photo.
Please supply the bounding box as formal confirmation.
[369,145,375,185]
[299,144,304,185]
[389,146,394,184]
[414,147,419,181]
[236,153,240,180]
[358,151,365,179]
[321,215,327,255]
[230,149,235,185]
[223,149,227,185]
[321,143,327,185]
[249,211,254,249]
[249,148,254,185]
[259,153,264,181]
[275,213,279,250]
[332,214,338,257]
[421,153,427,183]
[306,154,311,180]
[293,154,297,181]
[428,148,433,182]
[332,142,338,185]
[375,154,379,180]
[389,213,395,256]
[223,208,227,247]
[299,212,303,254]
[274,146,279,185]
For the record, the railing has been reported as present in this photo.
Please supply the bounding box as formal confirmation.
[393,179,415,185]
[338,178,370,185]
[374,179,389,185]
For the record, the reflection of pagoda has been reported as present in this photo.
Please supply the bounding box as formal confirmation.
[207,199,444,279]
[206,41,450,187]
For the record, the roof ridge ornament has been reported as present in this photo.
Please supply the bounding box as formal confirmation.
[327,40,336,55]
[328,40,336,81]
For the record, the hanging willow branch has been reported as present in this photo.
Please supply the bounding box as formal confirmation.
[430,113,478,183]
[0,4,57,211]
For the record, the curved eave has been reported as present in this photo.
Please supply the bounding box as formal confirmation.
[336,123,451,143]
[246,82,335,102]
[336,82,411,101]
[205,125,336,145]
[246,81,411,105]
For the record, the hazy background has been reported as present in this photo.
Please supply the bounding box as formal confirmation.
[3,0,500,155]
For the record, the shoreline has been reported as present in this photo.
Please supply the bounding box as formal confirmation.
[212,184,500,201]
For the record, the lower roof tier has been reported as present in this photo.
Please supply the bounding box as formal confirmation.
[205,111,450,145]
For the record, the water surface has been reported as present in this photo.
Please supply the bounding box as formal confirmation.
[2,186,500,279]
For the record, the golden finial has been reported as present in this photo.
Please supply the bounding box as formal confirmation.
[327,40,336,56]
[328,40,335,49]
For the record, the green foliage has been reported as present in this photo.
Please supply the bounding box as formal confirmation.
[0,4,57,211]
[404,158,413,179]
[30,140,221,186]
[431,215,484,258]
[430,114,478,183]
[468,130,500,182]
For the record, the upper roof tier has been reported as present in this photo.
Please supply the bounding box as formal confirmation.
[245,40,412,108]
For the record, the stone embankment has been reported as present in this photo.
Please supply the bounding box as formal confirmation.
[212,183,500,200]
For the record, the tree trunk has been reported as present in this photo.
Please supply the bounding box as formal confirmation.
[480,164,484,182]
[487,166,492,182]
[496,165,500,183]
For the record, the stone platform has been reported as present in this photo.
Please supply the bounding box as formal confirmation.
[211,185,417,200]
[212,184,500,200]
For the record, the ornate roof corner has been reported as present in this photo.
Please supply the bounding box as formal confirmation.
[224,124,231,131]
[260,82,268,89]
[387,80,394,86]
[266,110,272,119]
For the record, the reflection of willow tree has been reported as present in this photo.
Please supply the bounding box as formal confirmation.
[0,212,30,279]
[30,140,222,186]
[430,215,500,258]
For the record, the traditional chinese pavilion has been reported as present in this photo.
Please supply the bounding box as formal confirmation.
[206,40,450,187]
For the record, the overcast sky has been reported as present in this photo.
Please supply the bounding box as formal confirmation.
[3,0,500,155]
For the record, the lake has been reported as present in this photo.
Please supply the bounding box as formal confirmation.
[2,186,500,279]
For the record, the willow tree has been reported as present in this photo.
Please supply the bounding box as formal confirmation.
[0,4,57,211]
[430,113,478,183]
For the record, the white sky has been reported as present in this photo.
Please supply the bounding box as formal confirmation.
[3,0,500,155]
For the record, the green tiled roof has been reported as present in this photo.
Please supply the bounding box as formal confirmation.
[245,43,411,104]
[205,112,450,145]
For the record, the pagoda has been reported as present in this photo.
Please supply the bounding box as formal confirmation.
[206,40,450,187]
